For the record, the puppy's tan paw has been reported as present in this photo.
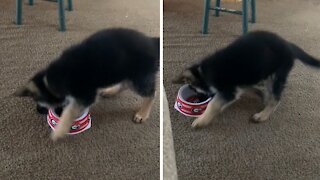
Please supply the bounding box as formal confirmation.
[133,112,149,123]
[191,117,211,128]
[251,112,269,123]
[50,127,68,141]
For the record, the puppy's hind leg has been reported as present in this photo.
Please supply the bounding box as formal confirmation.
[99,82,127,98]
[251,95,279,122]
[252,71,288,123]
[133,96,155,123]
[50,98,86,141]
[246,87,264,101]
[131,75,156,123]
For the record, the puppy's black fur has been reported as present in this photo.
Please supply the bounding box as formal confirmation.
[15,28,159,140]
[46,28,158,106]
[174,31,320,126]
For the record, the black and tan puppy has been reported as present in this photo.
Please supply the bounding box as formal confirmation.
[14,28,159,141]
[173,31,320,128]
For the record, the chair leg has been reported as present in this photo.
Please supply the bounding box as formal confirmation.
[242,0,248,34]
[201,0,211,34]
[250,0,256,23]
[67,0,73,11]
[16,0,22,25]
[58,0,66,31]
[214,0,220,17]
[28,0,33,5]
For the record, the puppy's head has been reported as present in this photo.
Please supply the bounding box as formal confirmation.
[172,65,210,95]
[14,70,65,108]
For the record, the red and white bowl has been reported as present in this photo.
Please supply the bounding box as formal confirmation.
[47,108,92,135]
[174,85,213,117]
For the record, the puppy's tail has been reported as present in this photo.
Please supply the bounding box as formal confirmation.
[289,42,320,68]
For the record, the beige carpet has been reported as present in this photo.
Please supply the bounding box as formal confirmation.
[0,0,159,179]
[164,0,320,179]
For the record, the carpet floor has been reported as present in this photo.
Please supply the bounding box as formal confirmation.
[0,0,159,179]
[164,0,320,179]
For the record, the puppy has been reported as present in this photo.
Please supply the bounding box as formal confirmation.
[173,31,320,128]
[14,28,159,141]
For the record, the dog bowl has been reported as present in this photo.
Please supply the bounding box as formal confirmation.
[174,84,213,117]
[47,108,92,135]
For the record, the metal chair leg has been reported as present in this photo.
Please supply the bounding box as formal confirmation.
[58,0,66,31]
[242,0,248,34]
[202,0,211,34]
[250,0,256,23]
[16,0,22,25]
[28,0,33,5]
[67,0,73,11]
[214,0,220,17]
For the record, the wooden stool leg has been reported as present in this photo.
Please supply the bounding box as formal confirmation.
[242,0,248,34]
[58,0,66,31]
[250,0,256,23]
[16,0,22,25]
[201,0,211,34]
[28,0,33,5]
[67,0,73,11]
[214,0,220,17]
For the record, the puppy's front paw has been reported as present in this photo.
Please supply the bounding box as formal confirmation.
[251,112,269,123]
[191,117,211,128]
[50,127,68,141]
[133,112,149,123]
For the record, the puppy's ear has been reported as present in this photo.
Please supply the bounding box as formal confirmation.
[13,82,38,97]
[172,69,195,84]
